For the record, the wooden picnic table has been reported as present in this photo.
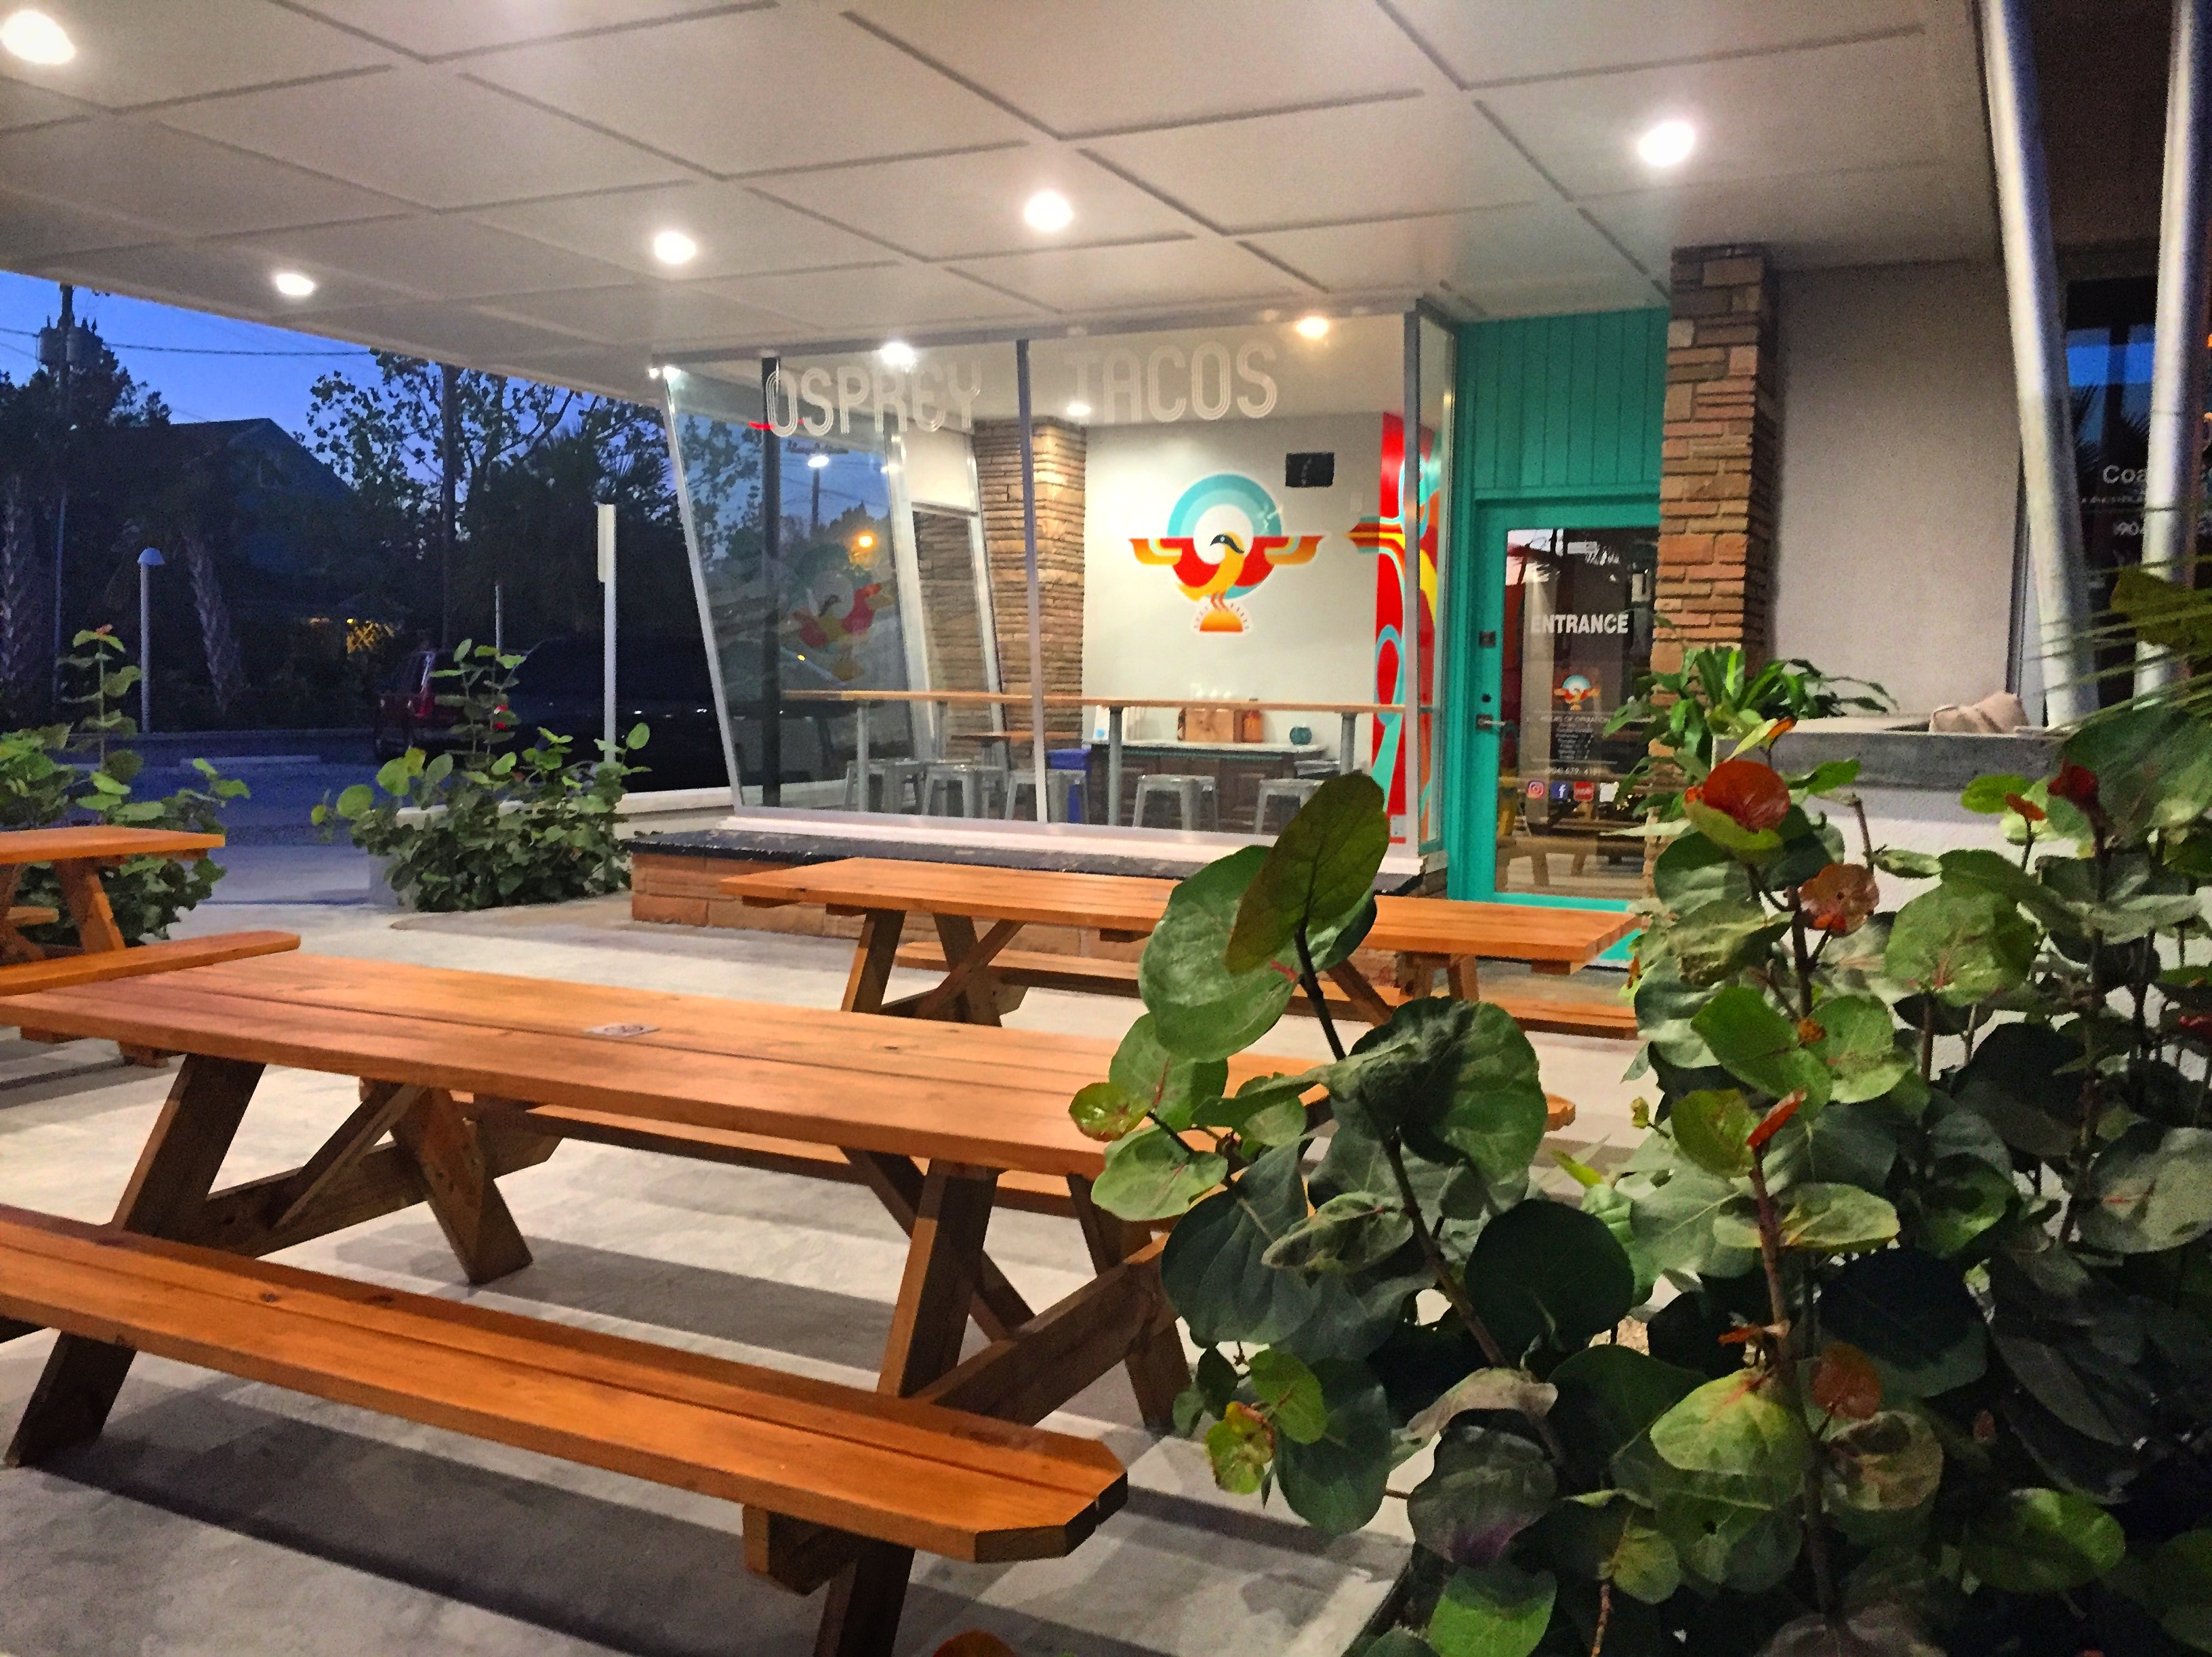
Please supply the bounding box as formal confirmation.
[722,858,1638,1036]
[0,825,224,962]
[0,951,1298,1654]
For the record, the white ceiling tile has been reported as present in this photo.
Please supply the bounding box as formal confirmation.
[1480,35,1950,199]
[475,183,891,279]
[1382,0,1917,87]
[483,281,799,348]
[468,9,1031,177]
[0,79,92,131]
[1248,203,1640,295]
[295,298,599,360]
[0,187,159,264]
[757,147,1194,260]
[1450,268,1671,319]
[1584,166,1994,272]
[232,216,634,301]
[0,1,392,110]
[485,343,659,401]
[1089,96,1544,232]
[157,68,690,210]
[847,0,1441,133]
[0,119,407,235]
[948,239,1305,313]
[706,262,1042,333]
[287,0,750,60]
[24,237,413,319]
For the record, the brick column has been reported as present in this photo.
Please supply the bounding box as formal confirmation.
[1657,245,1780,671]
[972,417,1086,742]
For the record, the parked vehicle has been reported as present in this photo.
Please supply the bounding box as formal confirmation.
[504,634,732,792]
[372,646,462,760]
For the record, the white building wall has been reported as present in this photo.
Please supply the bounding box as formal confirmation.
[1774,260,2021,718]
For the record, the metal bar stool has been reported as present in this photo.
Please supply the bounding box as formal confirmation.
[1133,774,1218,830]
[1004,769,1084,823]
[1252,776,1322,834]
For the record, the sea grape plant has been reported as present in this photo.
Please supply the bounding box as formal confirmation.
[1077,704,2212,1656]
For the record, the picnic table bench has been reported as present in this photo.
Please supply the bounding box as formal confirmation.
[0,952,1313,1655]
[722,858,1639,1042]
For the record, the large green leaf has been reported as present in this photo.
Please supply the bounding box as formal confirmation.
[1425,1564,1556,1657]
[1547,1345,1702,1481]
[1464,1199,1636,1365]
[1811,996,1912,1104]
[1671,1088,1757,1179]
[1622,1160,1760,1280]
[1634,958,1720,1067]
[2064,701,2212,840]
[2075,1124,2212,1254]
[1612,1431,1802,1592]
[1650,1372,1813,1488]
[1820,1247,1986,1397]
[1227,772,1389,972]
[1090,1126,1225,1221]
[1654,830,1755,911]
[1107,1014,1228,1128]
[1767,1183,1900,1255]
[1139,847,1297,1059]
[1263,1191,1415,1275]
[1248,1346,1329,1444]
[1274,1358,1392,1534]
[1961,1488,2125,1593]
[1694,986,1830,1108]
[1408,1425,1556,1566]
[2148,1530,2212,1654]
[1954,1021,2083,1160]
[1759,1604,1944,1657]
[1883,886,2037,1006]
[1335,999,1549,1185]
[1823,1410,1943,1515]
[1659,898,1790,985]
[1160,1146,1322,1347]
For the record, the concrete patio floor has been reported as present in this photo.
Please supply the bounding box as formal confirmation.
[0,850,1643,1657]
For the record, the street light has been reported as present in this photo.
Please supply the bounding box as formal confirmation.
[136,548,162,734]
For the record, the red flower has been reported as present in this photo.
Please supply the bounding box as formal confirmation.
[1689,759,1792,833]
[1799,863,1879,936]
[2048,762,2100,813]
[2178,1011,2212,1042]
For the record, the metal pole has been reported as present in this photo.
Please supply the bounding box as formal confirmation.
[493,579,504,657]
[1982,0,2097,722]
[2140,0,2212,693]
[597,502,616,764]
[855,701,871,811]
[760,356,783,808]
[136,548,160,734]
[1107,705,1124,826]
[1015,339,1049,822]
[1401,311,1425,840]
[50,282,72,711]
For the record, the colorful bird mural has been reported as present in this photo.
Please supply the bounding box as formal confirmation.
[1130,472,1322,633]
[790,581,885,681]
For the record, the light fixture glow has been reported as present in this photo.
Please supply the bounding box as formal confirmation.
[271,270,316,300]
[854,532,878,550]
[1023,190,1073,232]
[1065,401,1092,420]
[878,340,916,369]
[806,451,830,469]
[651,228,698,266]
[1635,118,1697,169]
[1293,314,1330,340]
[1,9,74,65]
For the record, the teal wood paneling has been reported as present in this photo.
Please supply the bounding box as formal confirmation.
[1442,308,1667,903]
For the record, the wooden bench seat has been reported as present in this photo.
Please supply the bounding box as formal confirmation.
[0,1203,1125,1566]
[891,941,1638,1044]
[0,930,300,998]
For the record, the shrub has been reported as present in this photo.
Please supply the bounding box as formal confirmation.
[6,629,246,946]
[1078,711,2212,1655]
[316,639,644,912]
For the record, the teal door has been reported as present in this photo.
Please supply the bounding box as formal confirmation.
[1441,310,1667,910]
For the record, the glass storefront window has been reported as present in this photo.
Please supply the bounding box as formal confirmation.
[664,311,1446,847]
[1494,525,1657,899]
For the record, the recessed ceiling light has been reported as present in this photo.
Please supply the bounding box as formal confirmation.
[1065,401,1092,420]
[1293,314,1330,340]
[806,452,830,469]
[271,270,316,299]
[651,228,698,266]
[1636,118,1697,168]
[1023,190,1073,232]
[878,340,916,369]
[1,9,73,65]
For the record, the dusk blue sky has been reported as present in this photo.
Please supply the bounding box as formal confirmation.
[0,270,373,433]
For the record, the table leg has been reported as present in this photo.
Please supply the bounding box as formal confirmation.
[1069,1177,1189,1429]
[0,865,41,963]
[816,1162,998,1657]
[911,917,1019,1023]
[1324,960,1397,1025]
[54,859,126,954]
[930,914,1003,1026]
[840,909,905,1015]
[389,1086,533,1285]
[1445,956,1478,1002]
[5,1055,264,1467]
[843,1149,1033,1338]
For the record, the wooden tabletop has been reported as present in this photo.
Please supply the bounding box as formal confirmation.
[725,859,1637,969]
[0,954,1302,1180]
[0,826,222,863]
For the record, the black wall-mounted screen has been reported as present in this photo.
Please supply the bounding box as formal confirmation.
[1285,451,1335,489]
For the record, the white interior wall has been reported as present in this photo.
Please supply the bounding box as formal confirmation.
[1082,414,1383,741]
[1774,260,2021,718]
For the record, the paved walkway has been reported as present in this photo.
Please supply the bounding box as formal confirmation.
[0,853,1641,1657]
